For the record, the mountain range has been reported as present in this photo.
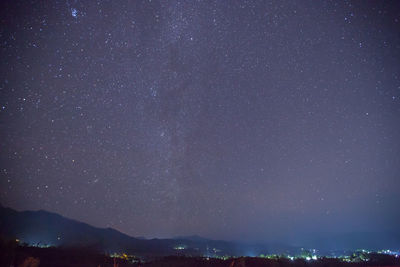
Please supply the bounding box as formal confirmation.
[1,205,399,257]
[0,205,259,257]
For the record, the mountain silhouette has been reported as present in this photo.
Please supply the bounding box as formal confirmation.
[2,205,398,256]
[0,206,251,256]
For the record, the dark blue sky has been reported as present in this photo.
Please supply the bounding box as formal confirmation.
[1,0,400,244]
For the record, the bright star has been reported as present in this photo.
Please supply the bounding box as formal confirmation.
[71,8,78,18]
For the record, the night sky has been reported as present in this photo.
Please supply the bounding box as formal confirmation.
[1,1,400,244]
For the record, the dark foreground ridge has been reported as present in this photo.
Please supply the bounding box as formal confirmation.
[1,242,400,267]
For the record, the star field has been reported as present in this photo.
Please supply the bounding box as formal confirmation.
[1,0,400,243]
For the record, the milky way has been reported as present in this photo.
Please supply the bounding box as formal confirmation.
[1,1,400,243]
